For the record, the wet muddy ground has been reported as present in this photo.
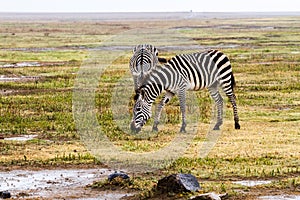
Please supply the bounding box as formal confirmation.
[1,165,299,200]
[1,173,299,200]
[0,168,134,199]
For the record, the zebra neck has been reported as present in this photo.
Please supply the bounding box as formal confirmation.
[143,82,163,104]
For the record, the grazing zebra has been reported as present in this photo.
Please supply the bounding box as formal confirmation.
[129,44,167,91]
[130,49,240,133]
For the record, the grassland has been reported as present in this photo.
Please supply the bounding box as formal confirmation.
[0,14,299,199]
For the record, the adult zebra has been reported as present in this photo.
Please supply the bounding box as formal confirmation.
[130,49,240,133]
[129,44,167,91]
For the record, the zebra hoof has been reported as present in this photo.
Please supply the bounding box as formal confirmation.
[152,127,158,132]
[179,128,186,133]
[235,123,241,129]
[213,125,220,130]
[130,123,141,133]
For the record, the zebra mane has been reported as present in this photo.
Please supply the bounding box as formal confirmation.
[158,57,168,63]
[133,92,140,101]
[134,85,147,101]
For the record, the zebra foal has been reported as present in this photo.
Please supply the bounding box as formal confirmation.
[130,49,241,133]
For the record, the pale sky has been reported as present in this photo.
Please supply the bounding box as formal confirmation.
[0,0,299,12]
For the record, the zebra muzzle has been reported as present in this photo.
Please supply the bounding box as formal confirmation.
[130,121,141,133]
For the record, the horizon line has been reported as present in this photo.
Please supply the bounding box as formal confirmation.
[0,11,300,13]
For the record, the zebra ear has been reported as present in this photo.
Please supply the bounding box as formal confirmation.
[133,46,137,53]
[153,47,158,56]
[133,44,143,53]
[133,45,140,53]
[153,46,159,57]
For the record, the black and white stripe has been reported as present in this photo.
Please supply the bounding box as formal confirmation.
[131,49,240,132]
[129,44,167,91]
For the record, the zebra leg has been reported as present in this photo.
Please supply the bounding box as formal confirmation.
[152,91,174,132]
[227,94,240,129]
[178,89,187,133]
[208,86,224,130]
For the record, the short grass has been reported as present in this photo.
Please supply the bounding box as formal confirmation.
[0,15,299,198]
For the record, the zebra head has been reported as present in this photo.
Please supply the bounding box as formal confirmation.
[130,88,152,133]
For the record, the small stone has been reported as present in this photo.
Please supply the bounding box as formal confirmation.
[107,172,130,181]
[0,191,11,199]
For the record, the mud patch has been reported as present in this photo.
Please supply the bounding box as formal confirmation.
[0,168,133,199]
[73,192,133,200]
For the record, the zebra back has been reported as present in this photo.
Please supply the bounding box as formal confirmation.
[166,50,235,93]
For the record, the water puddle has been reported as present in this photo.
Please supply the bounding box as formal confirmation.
[0,168,133,199]
[3,135,38,141]
[259,195,300,200]
[233,180,272,187]
[1,44,240,54]
[0,169,108,192]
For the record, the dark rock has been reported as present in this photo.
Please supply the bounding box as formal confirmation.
[0,191,11,199]
[157,173,200,193]
[107,172,130,182]
[178,173,200,192]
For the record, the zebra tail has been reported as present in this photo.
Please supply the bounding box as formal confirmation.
[231,72,237,99]
[231,72,236,88]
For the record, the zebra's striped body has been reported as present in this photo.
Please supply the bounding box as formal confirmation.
[129,44,167,91]
[131,49,240,132]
